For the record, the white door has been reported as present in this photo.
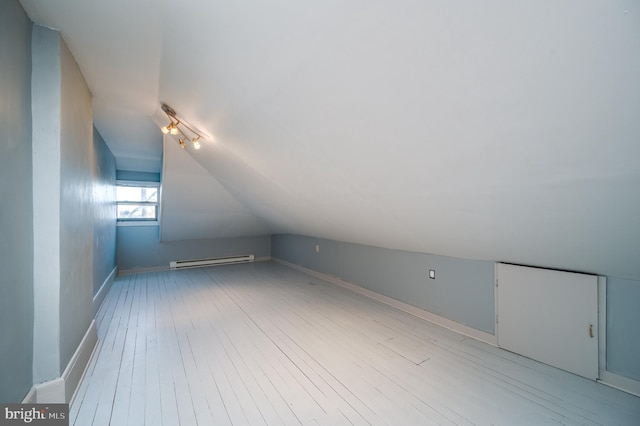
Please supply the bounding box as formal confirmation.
[496,263,598,379]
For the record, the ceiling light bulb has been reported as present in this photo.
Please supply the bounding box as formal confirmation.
[159,103,206,154]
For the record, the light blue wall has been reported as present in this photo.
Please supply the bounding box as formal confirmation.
[115,170,269,271]
[58,37,96,372]
[117,227,270,272]
[607,277,640,381]
[273,234,640,383]
[92,128,116,296]
[31,24,117,385]
[31,23,63,385]
[272,234,495,334]
[116,170,160,182]
[0,0,33,403]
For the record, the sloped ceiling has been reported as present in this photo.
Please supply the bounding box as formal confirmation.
[160,134,271,241]
[21,0,164,172]
[20,1,640,280]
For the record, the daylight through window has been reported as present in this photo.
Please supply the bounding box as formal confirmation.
[116,183,159,221]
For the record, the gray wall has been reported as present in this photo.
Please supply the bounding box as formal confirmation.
[117,227,270,272]
[272,234,495,334]
[115,171,269,271]
[92,128,116,296]
[273,234,640,383]
[0,0,34,402]
[58,38,98,372]
[32,24,64,383]
[607,277,640,381]
[31,25,117,386]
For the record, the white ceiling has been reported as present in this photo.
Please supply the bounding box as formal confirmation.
[20,1,640,280]
[160,134,271,241]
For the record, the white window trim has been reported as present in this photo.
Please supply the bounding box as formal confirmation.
[116,180,160,226]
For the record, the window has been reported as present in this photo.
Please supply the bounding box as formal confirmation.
[116,181,159,223]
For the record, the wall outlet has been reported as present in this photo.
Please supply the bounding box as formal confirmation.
[429,269,435,279]
[315,244,320,253]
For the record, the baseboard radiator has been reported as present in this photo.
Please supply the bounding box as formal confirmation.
[170,254,255,270]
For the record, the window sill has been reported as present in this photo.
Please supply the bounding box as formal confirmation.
[117,221,159,227]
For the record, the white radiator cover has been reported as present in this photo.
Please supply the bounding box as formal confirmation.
[170,254,255,270]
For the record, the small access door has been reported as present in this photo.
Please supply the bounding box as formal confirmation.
[496,263,598,379]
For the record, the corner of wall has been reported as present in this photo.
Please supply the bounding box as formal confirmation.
[32,321,97,404]
[1,0,35,403]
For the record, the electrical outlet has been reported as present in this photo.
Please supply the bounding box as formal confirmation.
[429,269,435,279]
[315,244,320,253]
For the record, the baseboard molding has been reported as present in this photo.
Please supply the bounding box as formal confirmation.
[598,371,640,398]
[256,256,271,262]
[21,386,37,404]
[93,266,118,317]
[272,258,498,346]
[31,320,98,404]
[119,265,169,275]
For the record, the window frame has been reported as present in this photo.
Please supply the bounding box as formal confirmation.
[116,180,160,226]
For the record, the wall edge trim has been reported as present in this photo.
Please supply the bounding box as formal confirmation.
[93,266,118,317]
[119,265,169,275]
[33,320,97,404]
[598,371,640,398]
[272,257,498,346]
[21,386,37,404]
[597,276,607,379]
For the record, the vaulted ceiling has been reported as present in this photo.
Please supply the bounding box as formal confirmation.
[20,1,640,280]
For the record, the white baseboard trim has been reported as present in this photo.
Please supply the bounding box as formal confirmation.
[33,377,64,404]
[598,371,640,398]
[256,256,272,262]
[21,386,37,403]
[32,320,98,404]
[272,258,498,346]
[119,265,169,275]
[93,266,118,317]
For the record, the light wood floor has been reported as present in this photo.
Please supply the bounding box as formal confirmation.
[71,262,640,425]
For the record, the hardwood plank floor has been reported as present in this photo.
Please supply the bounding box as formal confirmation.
[70,262,640,425]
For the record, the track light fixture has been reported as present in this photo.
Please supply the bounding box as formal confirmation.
[160,103,206,150]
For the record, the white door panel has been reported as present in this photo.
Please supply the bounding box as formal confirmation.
[497,263,598,379]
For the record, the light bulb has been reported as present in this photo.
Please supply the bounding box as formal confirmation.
[193,141,201,150]
[170,124,179,135]
[160,125,170,134]
[179,138,185,149]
